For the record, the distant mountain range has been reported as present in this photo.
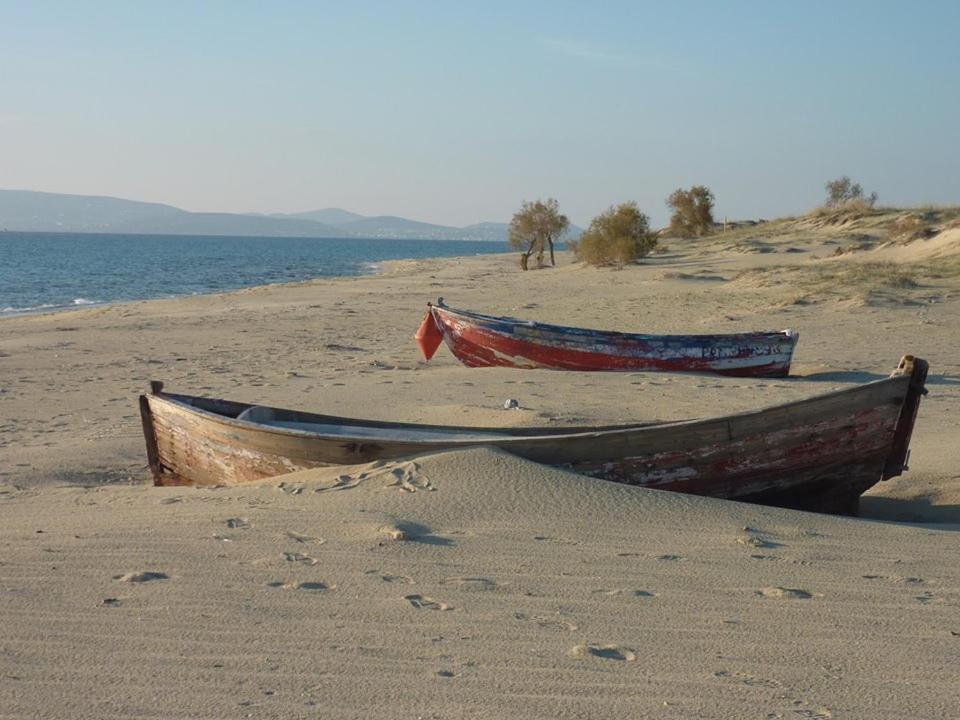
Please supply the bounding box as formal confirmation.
[0,189,582,241]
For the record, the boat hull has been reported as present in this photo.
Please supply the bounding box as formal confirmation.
[428,304,798,377]
[140,357,927,514]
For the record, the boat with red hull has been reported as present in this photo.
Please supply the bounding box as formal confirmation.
[140,356,927,515]
[416,300,799,377]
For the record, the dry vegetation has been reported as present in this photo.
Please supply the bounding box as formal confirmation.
[920,254,960,279]
[711,205,960,256]
[711,200,960,306]
[572,202,657,268]
[666,185,715,237]
[808,198,883,223]
[735,259,960,306]
[886,214,934,243]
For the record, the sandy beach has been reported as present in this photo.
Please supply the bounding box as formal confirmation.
[2,212,960,718]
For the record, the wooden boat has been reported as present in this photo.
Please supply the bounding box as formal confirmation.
[140,356,928,514]
[415,300,800,377]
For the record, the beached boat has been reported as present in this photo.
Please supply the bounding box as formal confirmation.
[140,356,928,514]
[414,300,799,377]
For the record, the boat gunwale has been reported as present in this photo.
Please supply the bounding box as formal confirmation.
[430,301,799,344]
[145,368,912,446]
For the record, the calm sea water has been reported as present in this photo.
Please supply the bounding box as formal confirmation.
[0,232,507,316]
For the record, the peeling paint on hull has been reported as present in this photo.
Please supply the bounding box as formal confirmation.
[429,304,798,377]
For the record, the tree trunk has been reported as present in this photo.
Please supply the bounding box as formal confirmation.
[548,238,556,266]
[520,239,536,270]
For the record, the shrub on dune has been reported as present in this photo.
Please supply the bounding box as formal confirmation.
[574,202,657,268]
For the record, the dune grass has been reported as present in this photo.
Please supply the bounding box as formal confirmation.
[735,261,934,305]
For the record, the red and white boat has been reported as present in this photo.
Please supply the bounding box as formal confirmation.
[415,300,799,377]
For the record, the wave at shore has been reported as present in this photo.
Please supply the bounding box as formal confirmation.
[0,231,507,319]
[1,297,100,316]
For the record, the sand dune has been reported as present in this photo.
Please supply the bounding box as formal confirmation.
[2,209,960,716]
[2,448,958,718]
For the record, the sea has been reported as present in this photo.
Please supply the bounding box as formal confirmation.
[0,232,508,316]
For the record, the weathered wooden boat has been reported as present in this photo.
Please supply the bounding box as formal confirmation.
[140,356,928,514]
[414,300,800,377]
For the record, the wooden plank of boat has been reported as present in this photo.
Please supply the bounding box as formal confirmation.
[139,357,928,515]
[416,299,799,377]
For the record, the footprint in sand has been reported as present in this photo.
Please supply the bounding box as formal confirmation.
[384,463,434,493]
[756,587,814,600]
[380,574,414,584]
[114,571,168,583]
[314,474,362,493]
[405,594,452,611]
[267,581,331,592]
[440,577,497,592]
[794,708,834,719]
[379,521,452,546]
[513,613,577,632]
[531,534,578,546]
[862,574,923,584]
[283,552,318,566]
[567,644,636,662]
[737,534,781,549]
[284,531,325,545]
[714,670,782,689]
[592,588,656,598]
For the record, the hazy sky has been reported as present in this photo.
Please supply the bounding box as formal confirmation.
[2,1,958,227]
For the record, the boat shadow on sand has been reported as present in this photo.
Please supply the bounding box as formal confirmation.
[860,496,960,528]
[796,371,960,385]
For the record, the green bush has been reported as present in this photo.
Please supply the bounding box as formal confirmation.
[824,176,878,210]
[666,185,715,237]
[575,202,656,268]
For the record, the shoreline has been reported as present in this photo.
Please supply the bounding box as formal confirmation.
[0,230,512,320]
[0,247,514,321]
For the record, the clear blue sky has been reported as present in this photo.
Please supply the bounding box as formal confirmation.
[1,1,958,227]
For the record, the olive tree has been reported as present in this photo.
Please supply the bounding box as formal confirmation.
[508,198,569,271]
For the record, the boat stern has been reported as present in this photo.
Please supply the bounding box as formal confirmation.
[881,355,929,480]
[139,381,166,485]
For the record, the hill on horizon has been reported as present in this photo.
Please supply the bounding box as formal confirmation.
[272,209,586,241]
[274,209,583,242]
[275,208,365,225]
[0,190,346,238]
[0,190,542,241]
